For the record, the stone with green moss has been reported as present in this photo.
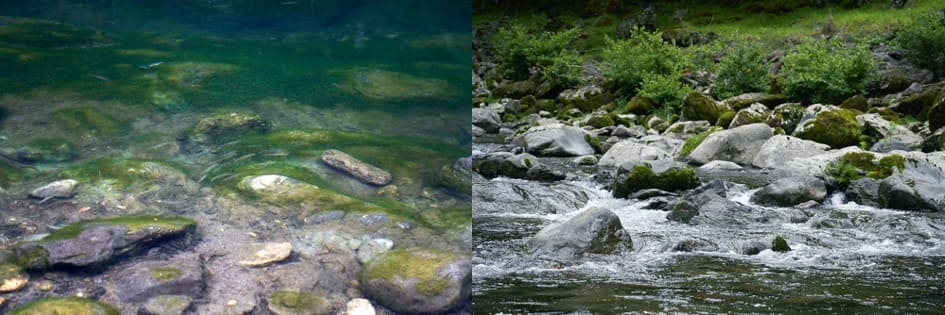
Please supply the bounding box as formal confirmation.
[584,114,615,128]
[12,216,196,269]
[361,248,470,314]
[624,95,654,115]
[183,112,270,148]
[267,290,331,315]
[728,103,770,128]
[840,95,869,111]
[679,127,722,157]
[826,152,905,185]
[334,67,454,101]
[772,236,791,252]
[612,161,699,198]
[58,158,186,192]
[9,297,119,315]
[52,107,127,141]
[766,103,805,134]
[793,107,862,149]
[0,262,27,292]
[716,111,736,127]
[238,174,375,212]
[13,138,76,163]
[891,86,941,116]
[928,97,945,131]
[434,157,472,195]
[143,295,192,315]
[681,91,729,123]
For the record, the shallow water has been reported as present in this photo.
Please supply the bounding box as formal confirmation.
[473,143,945,314]
[0,1,470,313]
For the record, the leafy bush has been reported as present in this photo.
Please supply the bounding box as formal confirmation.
[779,38,876,104]
[493,23,583,87]
[637,72,691,117]
[895,13,945,78]
[714,39,770,99]
[602,27,688,94]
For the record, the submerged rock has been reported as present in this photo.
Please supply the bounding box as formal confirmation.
[321,149,392,186]
[237,242,292,267]
[527,207,632,258]
[182,112,270,149]
[344,298,375,315]
[11,216,196,270]
[13,138,77,163]
[267,290,332,315]
[613,161,698,198]
[751,176,827,207]
[28,179,78,199]
[0,262,27,293]
[9,297,119,315]
[336,67,453,101]
[360,248,470,314]
[112,254,204,304]
[142,295,192,315]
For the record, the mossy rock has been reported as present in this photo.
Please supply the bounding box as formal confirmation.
[679,127,722,157]
[794,108,862,149]
[335,67,454,101]
[624,95,654,115]
[613,162,699,198]
[893,87,941,116]
[40,215,197,243]
[434,158,472,195]
[840,95,869,112]
[52,107,127,140]
[716,111,736,127]
[160,61,239,88]
[0,17,110,49]
[237,174,376,213]
[825,152,905,185]
[361,248,470,314]
[58,158,186,191]
[143,295,191,315]
[0,261,27,292]
[149,267,184,281]
[15,138,77,163]
[493,80,537,99]
[681,91,728,123]
[928,97,945,131]
[585,114,615,128]
[772,236,791,252]
[184,112,271,147]
[10,297,119,315]
[766,103,805,134]
[267,290,331,315]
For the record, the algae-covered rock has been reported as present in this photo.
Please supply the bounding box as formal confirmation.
[612,161,698,198]
[183,112,270,148]
[9,297,119,315]
[361,248,470,314]
[336,67,453,101]
[52,107,127,140]
[793,107,862,149]
[435,157,472,195]
[238,174,372,212]
[681,91,729,124]
[12,216,196,269]
[13,138,76,163]
[112,254,204,303]
[321,150,392,186]
[142,295,192,315]
[58,159,186,192]
[267,290,332,315]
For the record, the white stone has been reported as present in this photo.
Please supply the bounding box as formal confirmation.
[345,298,376,315]
[29,179,78,199]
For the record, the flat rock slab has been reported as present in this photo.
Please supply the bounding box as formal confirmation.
[237,242,292,267]
[29,179,78,199]
[321,149,392,186]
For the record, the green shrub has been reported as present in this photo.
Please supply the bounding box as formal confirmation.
[779,38,876,104]
[638,72,691,117]
[493,23,583,87]
[714,38,770,99]
[895,13,945,78]
[602,27,688,94]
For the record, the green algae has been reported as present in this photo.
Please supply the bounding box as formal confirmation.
[52,107,127,139]
[10,297,119,315]
[680,127,722,156]
[149,267,184,281]
[794,108,862,149]
[18,137,77,163]
[58,158,187,190]
[826,152,905,185]
[40,216,197,242]
[268,290,328,314]
[362,248,455,296]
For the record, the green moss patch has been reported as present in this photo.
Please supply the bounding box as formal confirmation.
[149,267,184,281]
[41,216,196,242]
[680,127,722,156]
[794,108,862,149]
[10,297,119,315]
[826,152,905,185]
[268,290,328,314]
[52,107,127,139]
[362,248,455,296]
[772,235,791,252]
[616,164,698,197]
[58,158,186,190]
[17,138,77,163]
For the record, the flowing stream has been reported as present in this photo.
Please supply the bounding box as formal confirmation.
[473,143,945,314]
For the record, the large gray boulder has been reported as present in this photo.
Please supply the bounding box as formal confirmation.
[668,180,781,225]
[750,176,827,207]
[688,123,773,165]
[512,124,595,156]
[527,207,632,258]
[857,114,923,152]
[472,108,501,133]
[598,140,672,168]
[752,135,831,169]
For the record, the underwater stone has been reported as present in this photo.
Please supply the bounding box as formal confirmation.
[28,179,78,199]
[0,262,27,293]
[267,290,332,315]
[112,254,204,303]
[9,297,119,315]
[356,238,394,264]
[321,149,392,186]
[184,112,270,148]
[12,216,196,270]
[237,242,292,267]
[142,295,192,315]
[344,298,375,315]
[527,207,632,258]
[360,248,470,314]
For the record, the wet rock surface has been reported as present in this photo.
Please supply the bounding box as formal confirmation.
[321,149,393,186]
[527,207,632,258]
[361,248,471,314]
